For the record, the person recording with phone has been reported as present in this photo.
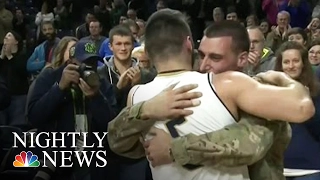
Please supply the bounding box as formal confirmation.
[27,40,116,180]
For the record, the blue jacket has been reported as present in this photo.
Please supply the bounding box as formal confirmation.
[98,38,140,59]
[280,0,311,28]
[284,95,320,170]
[27,38,60,74]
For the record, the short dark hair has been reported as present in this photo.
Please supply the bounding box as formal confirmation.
[204,20,250,54]
[123,19,139,31]
[227,6,237,15]
[157,0,168,8]
[9,30,23,52]
[90,20,102,27]
[15,7,24,14]
[287,27,308,42]
[127,8,136,13]
[86,9,95,16]
[260,19,269,24]
[144,9,191,61]
[41,20,55,29]
[108,25,134,44]
[246,14,259,25]
[157,0,167,5]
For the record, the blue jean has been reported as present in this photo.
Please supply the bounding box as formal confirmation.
[286,172,320,180]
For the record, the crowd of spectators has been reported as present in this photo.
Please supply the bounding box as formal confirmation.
[1,0,320,180]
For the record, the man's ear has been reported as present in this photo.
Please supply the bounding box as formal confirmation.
[237,51,248,68]
[186,36,193,52]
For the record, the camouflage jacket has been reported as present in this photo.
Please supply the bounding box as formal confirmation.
[108,100,291,180]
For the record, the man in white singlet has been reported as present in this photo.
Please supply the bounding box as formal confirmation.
[130,71,250,180]
[126,10,314,180]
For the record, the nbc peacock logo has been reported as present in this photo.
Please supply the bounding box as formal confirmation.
[13,151,40,167]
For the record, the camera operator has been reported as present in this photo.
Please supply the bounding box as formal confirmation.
[27,40,116,180]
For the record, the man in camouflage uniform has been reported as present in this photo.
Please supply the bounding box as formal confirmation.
[108,89,290,180]
[107,10,294,180]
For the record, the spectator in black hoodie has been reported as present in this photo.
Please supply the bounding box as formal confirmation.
[0,31,28,130]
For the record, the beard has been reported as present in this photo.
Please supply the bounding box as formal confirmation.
[45,33,56,41]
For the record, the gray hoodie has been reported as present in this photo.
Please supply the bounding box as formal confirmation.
[98,56,156,110]
[244,47,276,76]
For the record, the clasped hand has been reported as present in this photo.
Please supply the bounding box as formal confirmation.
[117,66,141,89]
[59,64,99,97]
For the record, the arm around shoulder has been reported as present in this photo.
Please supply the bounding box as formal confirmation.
[107,85,155,158]
[107,101,154,159]
[220,71,315,123]
[170,113,276,166]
